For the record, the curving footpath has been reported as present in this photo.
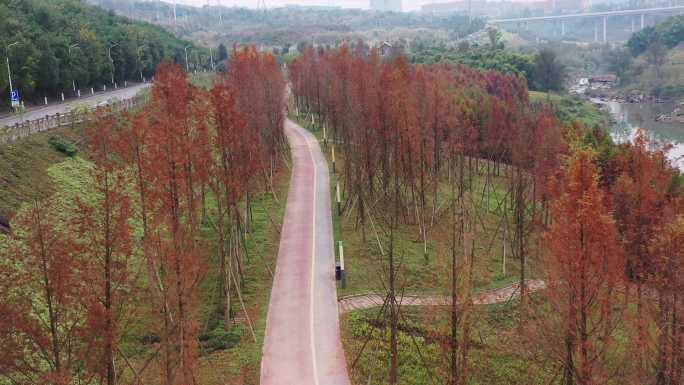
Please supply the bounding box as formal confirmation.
[338,279,546,314]
[260,119,351,385]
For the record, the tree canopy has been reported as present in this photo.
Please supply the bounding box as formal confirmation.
[0,0,203,106]
[627,15,684,56]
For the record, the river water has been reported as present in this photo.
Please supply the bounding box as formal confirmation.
[593,98,684,172]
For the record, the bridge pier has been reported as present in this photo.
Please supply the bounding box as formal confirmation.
[561,20,566,36]
[594,20,599,42]
[632,17,635,32]
[641,13,645,29]
[603,15,607,43]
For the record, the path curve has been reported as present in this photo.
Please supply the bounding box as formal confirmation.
[260,119,351,385]
[338,279,546,314]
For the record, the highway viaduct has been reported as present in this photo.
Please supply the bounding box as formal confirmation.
[488,5,684,42]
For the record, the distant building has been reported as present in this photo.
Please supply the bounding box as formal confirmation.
[283,4,342,10]
[588,74,617,85]
[543,0,585,13]
[370,0,402,12]
[421,0,544,17]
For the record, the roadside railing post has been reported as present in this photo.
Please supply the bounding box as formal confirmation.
[339,241,346,289]
[336,181,342,216]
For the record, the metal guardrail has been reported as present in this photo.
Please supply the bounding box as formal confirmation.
[489,5,684,23]
[0,95,147,145]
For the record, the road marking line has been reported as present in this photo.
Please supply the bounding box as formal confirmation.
[300,123,321,385]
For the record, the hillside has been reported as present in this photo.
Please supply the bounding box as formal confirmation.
[623,15,684,95]
[0,0,204,108]
[87,0,484,47]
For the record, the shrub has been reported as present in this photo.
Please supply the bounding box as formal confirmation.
[199,326,242,354]
[652,84,684,98]
[48,136,77,156]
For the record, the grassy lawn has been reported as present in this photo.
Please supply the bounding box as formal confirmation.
[340,300,552,385]
[529,90,607,128]
[189,71,218,89]
[0,126,83,218]
[0,118,289,385]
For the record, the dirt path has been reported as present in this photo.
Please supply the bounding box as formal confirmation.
[260,119,351,385]
[338,279,546,314]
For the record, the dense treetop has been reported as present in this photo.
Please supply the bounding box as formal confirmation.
[411,44,565,91]
[627,15,684,56]
[0,0,202,105]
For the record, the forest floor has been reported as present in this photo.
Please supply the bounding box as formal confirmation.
[291,109,551,385]
[0,116,289,385]
[118,172,288,385]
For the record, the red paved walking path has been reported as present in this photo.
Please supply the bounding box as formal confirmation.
[260,119,351,385]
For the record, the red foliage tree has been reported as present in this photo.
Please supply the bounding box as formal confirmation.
[537,150,625,385]
[76,108,134,385]
[0,202,87,385]
[610,131,678,380]
[142,61,207,385]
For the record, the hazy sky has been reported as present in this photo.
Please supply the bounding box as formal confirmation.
[165,0,435,12]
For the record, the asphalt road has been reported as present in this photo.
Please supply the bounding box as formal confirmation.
[0,83,150,128]
[260,119,351,385]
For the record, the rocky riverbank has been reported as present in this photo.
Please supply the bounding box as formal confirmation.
[584,89,684,125]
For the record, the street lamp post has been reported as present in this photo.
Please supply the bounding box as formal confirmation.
[184,45,191,72]
[108,42,119,85]
[68,43,79,94]
[209,47,215,72]
[137,45,148,82]
[5,42,18,108]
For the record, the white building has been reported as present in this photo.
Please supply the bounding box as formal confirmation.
[370,0,402,12]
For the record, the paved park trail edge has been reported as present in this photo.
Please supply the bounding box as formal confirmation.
[260,119,351,385]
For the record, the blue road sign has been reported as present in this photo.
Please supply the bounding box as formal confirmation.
[10,90,19,102]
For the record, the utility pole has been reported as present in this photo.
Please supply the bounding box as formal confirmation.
[184,45,191,72]
[68,43,79,94]
[137,45,147,82]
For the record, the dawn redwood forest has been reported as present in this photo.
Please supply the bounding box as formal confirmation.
[1,1,684,384]
[0,47,286,385]
[289,44,684,384]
